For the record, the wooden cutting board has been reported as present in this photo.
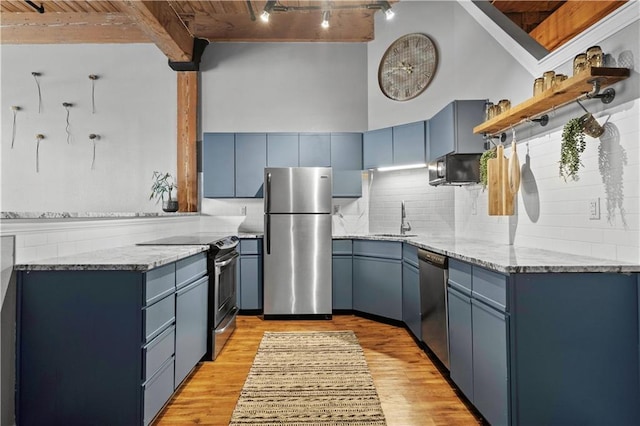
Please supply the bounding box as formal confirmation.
[487,145,514,215]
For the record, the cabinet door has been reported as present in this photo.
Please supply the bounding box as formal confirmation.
[267,133,299,167]
[299,133,331,167]
[235,133,266,197]
[363,128,393,169]
[332,170,362,198]
[472,299,508,426]
[240,255,263,310]
[332,256,353,310]
[393,122,425,166]
[448,286,474,402]
[402,262,420,340]
[428,102,455,161]
[353,256,402,320]
[331,133,362,170]
[175,276,208,387]
[202,133,235,197]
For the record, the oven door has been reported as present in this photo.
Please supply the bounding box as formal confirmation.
[214,251,239,328]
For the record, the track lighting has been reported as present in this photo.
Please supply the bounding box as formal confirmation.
[321,10,330,29]
[380,1,394,20]
[260,0,276,22]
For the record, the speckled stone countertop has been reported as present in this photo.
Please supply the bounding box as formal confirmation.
[335,234,640,274]
[1,211,199,220]
[14,245,209,272]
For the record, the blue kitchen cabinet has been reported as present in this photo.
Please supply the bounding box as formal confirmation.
[239,239,263,311]
[428,99,486,161]
[267,133,299,167]
[363,127,393,169]
[235,133,267,198]
[447,285,474,402]
[202,133,235,198]
[393,121,426,166]
[331,133,363,198]
[332,240,353,310]
[352,241,402,321]
[402,244,420,340]
[17,253,208,426]
[299,133,331,167]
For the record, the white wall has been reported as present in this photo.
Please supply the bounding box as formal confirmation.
[367,1,532,129]
[0,44,177,213]
[200,42,368,132]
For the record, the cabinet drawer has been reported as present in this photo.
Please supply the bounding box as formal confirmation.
[143,324,175,380]
[176,253,207,290]
[240,239,261,255]
[449,258,472,292]
[332,240,353,255]
[402,243,418,268]
[145,294,175,342]
[143,356,175,426]
[145,263,175,306]
[472,266,507,312]
[353,240,402,260]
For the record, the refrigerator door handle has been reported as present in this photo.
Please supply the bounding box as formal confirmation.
[266,172,272,214]
[266,214,271,255]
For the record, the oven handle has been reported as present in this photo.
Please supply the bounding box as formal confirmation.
[215,251,239,268]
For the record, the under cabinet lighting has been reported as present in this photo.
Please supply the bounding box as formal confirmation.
[376,163,427,172]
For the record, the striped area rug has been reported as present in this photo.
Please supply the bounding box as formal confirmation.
[229,331,387,425]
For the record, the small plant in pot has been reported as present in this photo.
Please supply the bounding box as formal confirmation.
[559,117,587,181]
[149,171,178,212]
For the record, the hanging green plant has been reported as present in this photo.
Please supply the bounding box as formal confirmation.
[479,147,497,188]
[559,117,586,181]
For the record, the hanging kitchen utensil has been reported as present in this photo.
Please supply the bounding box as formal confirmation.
[508,128,521,196]
[10,106,21,149]
[488,143,514,216]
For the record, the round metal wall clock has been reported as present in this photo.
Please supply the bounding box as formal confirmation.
[378,33,438,101]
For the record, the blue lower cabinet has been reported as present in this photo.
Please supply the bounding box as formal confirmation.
[353,255,402,321]
[175,276,208,388]
[239,239,263,311]
[447,286,474,402]
[402,262,420,339]
[332,256,352,310]
[472,300,508,426]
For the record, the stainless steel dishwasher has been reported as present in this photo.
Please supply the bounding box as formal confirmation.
[419,249,449,370]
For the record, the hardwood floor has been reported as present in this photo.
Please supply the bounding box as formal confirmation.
[154,315,483,425]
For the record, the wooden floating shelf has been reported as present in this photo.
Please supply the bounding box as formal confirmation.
[473,67,631,136]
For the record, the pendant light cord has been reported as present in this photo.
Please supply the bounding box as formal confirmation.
[64,105,71,144]
[11,109,18,149]
[36,137,41,173]
[32,72,42,113]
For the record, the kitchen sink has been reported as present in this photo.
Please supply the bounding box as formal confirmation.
[372,233,418,238]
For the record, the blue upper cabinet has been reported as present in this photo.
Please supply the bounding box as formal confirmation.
[363,127,393,169]
[392,122,426,166]
[299,133,331,167]
[235,133,266,198]
[331,133,363,198]
[267,133,299,167]
[428,99,486,161]
[202,133,235,198]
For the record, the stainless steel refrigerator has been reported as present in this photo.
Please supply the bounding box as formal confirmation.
[263,167,332,318]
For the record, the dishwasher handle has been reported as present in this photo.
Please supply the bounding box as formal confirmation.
[418,249,448,268]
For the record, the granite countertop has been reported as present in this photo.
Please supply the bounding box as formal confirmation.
[335,234,640,274]
[1,211,199,220]
[14,245,209,272]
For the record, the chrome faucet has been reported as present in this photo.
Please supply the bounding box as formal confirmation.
[401,200,412,235]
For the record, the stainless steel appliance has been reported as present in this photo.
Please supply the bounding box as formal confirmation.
[428,153,482,186]
[419,248,449,369]
[263,167,332,318]
[137,234,239,360]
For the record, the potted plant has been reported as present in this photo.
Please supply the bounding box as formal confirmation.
[479,146,497,189]
[149,171,178,212]
[559,117,587,181]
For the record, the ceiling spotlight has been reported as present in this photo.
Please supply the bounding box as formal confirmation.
[261,0,276,22]
[321,10,330,29]
[380,1,394,20]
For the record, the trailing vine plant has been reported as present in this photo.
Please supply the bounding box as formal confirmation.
[479,147,497,189]
[559,117,586,181]
[598,124,627,227]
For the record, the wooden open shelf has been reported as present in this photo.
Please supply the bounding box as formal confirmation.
[473,67,630,136]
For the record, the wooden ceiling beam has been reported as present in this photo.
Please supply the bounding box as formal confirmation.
[530,0,627,51]
[121,0,193,62]
[0,12,149,44]
[192,10,375,42]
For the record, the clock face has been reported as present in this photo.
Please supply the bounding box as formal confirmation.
[378,33,438,101]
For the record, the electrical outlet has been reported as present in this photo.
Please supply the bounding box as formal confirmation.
[589,198,600,220]
[241,206,247,215]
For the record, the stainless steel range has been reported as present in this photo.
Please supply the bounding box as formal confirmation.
[138,234,239,360]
